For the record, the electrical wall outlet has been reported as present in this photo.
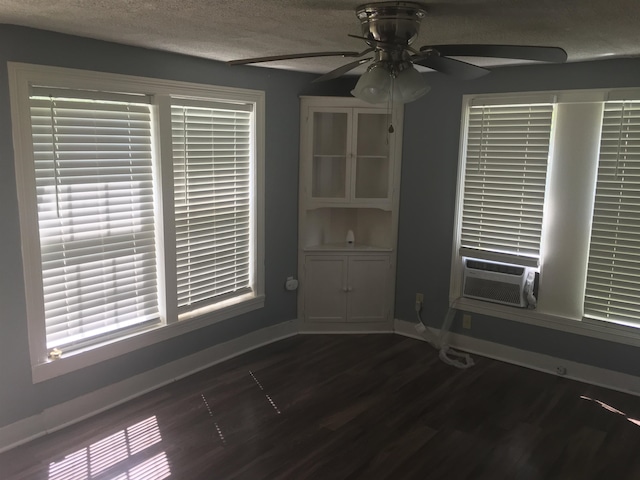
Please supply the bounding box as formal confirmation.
[462,314,472,329]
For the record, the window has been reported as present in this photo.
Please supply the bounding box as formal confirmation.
[451,89,640,345]
[171,102,252,314]
[585,101,640,327]
[30,90,160,353]
[459,101,554,266]
[9,63,265,380]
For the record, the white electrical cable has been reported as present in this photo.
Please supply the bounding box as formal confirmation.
[415,307,475,369]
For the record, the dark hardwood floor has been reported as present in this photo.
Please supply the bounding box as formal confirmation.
[2,334,640,479]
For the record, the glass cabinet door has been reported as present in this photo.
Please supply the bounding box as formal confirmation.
[353,111,391,200]
[311,111,349,199]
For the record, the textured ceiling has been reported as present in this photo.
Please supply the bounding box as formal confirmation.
[0,0,639,75]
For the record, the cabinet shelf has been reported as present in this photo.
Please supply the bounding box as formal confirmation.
[306,203,392,211]
[304,242,393,252]
[301,207,393,250]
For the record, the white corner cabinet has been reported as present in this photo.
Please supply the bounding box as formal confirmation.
[297,96,403,330]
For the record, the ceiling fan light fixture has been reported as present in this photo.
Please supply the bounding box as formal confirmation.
[393,65,430,103]
[351,62,392,104]
[351,61,429,104]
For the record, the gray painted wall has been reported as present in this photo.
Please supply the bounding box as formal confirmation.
[3,23,640,430]
[396,57,640,378]
[0,25,354,428]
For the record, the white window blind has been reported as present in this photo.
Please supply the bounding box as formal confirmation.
[585,101,640,325]
[171,102,252,312]
[30,91,159,352]
[460,103,554,261]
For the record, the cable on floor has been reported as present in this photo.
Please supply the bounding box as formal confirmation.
[415,307,475,369]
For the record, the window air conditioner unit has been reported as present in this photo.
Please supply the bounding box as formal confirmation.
[463,258,536,308]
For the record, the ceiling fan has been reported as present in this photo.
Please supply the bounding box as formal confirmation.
[229,1,568,104]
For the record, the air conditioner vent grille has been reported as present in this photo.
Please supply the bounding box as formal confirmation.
[466,259,524,276]
[463,276,523,306]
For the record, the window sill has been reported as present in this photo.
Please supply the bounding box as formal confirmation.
[451,297,640,349]
[31,293,265,383]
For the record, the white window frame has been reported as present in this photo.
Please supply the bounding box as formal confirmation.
[450,88,640,349]
[9,63,265,382]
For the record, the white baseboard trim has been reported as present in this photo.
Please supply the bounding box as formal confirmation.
[394,318,640,398]
[0,320,297,454]
[394,318,436,341]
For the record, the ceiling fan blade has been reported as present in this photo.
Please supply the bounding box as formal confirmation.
[228,51,361,66]
[426,45,568,63]
[412,54,490,80]
[313,57,373,83]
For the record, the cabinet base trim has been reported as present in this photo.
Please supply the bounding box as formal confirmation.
[298,321,393,334]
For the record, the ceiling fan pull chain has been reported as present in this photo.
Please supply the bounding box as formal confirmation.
[614,102,627,180]
[388,76,395,134]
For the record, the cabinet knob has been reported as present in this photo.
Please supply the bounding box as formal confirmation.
[347,287,353,292]
[342,287,348,292]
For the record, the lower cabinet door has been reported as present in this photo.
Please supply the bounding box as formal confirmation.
[347,255,390,322]
[304,255,348,322]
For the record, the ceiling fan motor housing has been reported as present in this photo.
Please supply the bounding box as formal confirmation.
[356,1,428,47]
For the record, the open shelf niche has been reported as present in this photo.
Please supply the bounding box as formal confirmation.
[302,207,393,251]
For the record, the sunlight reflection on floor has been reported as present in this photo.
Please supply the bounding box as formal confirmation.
[48,416,170,480]
[250,370,282,414]
[580,395,640,428]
